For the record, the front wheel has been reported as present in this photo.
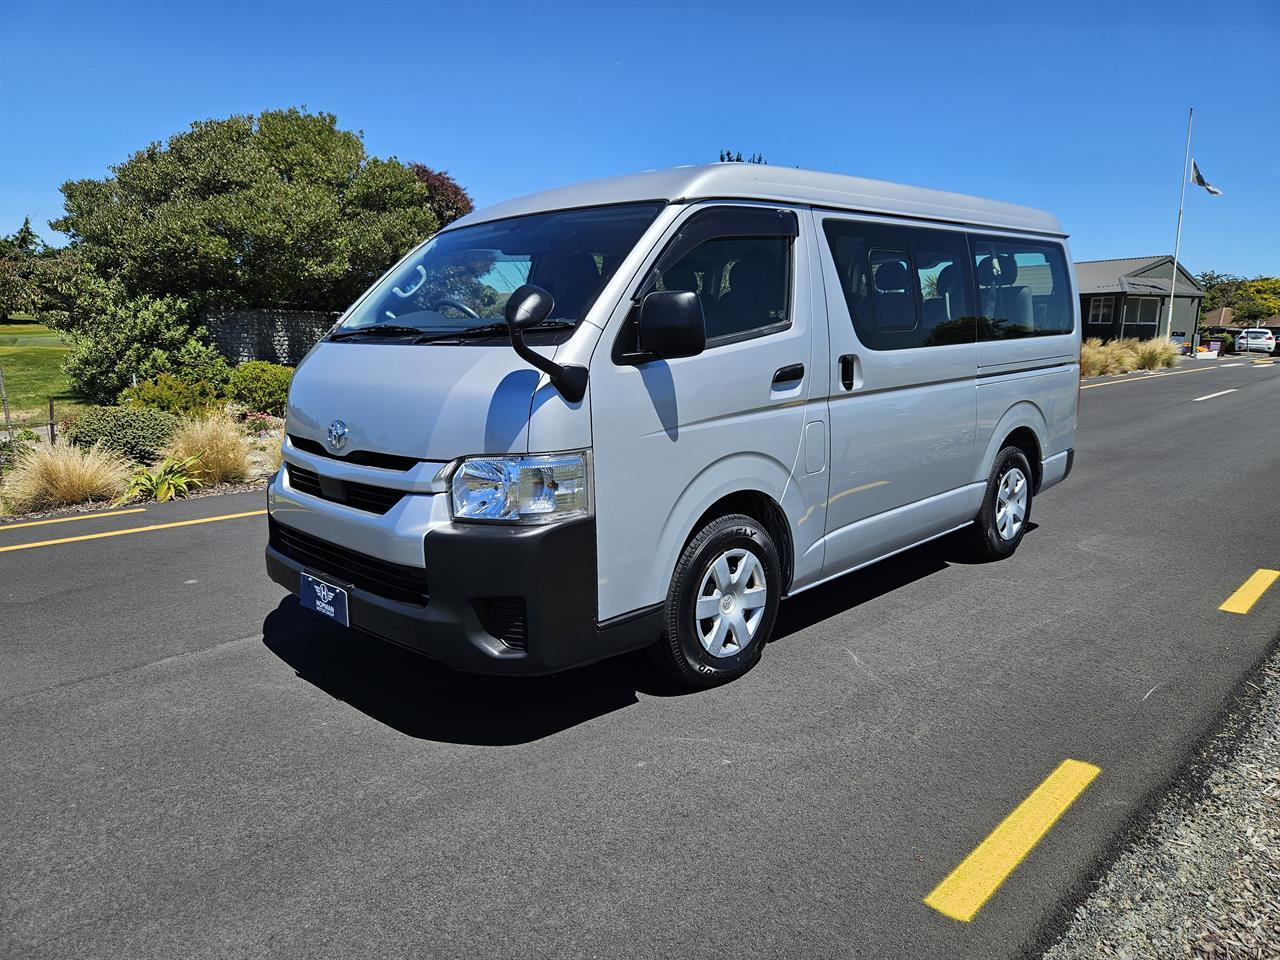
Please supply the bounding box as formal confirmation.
[967,446,1033,561]
[652,513,782,688]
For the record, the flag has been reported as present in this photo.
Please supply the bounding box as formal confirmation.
[1191,160,1222,196]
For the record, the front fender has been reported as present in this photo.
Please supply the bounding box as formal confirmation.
[650,452,801,606]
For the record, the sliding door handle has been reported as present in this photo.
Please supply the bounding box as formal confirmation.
[839,354,857,390]
[772,363,805,387]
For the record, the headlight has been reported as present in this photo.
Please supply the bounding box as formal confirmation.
[450,452,590,524]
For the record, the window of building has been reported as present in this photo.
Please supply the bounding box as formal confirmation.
[971,237,1073,339]
[822,219,973,349]
[1088,297,1115,326]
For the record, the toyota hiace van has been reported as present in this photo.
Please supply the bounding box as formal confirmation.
[266,165,1079,686]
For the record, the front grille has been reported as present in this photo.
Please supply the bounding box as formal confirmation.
[288,435,420,471]
[269,517,429,606]
[286,463,405,515]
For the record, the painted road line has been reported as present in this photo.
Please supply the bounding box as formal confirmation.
[1080,366,1216,390]
[1220,569,1280,615]
[924,759,1101,923]
[0,509,266,554]
[0,507,146,532]
[1191,388,1238,402]
[1221,362,1245,367]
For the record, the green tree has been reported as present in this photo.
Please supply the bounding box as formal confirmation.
[0,218,48,319]
[1198,270,1280,323]
[52,108,441,312]
[719,149,767,164]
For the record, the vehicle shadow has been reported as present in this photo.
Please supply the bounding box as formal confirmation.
[262,524,1031,745]
[261,599,662,746]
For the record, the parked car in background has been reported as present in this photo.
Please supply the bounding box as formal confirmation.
[1235,328,1276,354]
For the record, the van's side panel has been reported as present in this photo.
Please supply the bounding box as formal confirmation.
[971,235,1079,486]
[814,212,979,578]
[588,203,817,623]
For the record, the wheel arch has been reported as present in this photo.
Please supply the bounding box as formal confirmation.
[979,402,1048,492]
[654,453,800,603]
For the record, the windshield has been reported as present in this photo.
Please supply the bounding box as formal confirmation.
[337,202,664,339]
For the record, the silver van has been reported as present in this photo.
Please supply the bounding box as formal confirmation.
[266,165,1079,686]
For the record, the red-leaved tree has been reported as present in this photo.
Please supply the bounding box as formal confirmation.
[410,165,474,227]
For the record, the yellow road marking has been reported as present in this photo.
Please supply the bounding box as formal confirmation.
[1219,569,1280,615]
[0,509,266,554]
[0,507,146,532]
[924,759,1101,922]
[1080,366,1215,390]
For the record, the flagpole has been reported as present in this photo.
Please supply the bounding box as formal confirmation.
[1166,107,1193,345]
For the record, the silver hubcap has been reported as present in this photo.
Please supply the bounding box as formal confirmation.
[995,466,1028,540]
[695,548,767,658]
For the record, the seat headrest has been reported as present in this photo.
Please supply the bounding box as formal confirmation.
[727,248,782,302]
[873,260,910,293]
[937,263,960,292]
[977,254,1018,286]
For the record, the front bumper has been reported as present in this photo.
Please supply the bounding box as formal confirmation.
[266,511,659,676]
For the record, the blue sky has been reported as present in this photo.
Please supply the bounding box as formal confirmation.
[2,0,1276,276]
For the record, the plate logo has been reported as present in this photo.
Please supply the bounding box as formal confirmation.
[327,419,348,451]
[312,581,338,605]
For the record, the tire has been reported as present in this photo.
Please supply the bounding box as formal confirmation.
[967,446,1033,561]
[652,513,782,688]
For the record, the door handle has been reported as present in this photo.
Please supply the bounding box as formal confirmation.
[839,354,857,390]
[772,364,805,387]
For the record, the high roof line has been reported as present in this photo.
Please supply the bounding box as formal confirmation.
[447,164,1065,237]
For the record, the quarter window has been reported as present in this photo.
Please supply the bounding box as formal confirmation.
[822,219,973,349]
[971,237,1073,339]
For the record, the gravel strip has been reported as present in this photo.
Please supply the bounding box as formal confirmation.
[1044,652,1280,959]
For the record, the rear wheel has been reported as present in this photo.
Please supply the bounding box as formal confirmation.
[968,446,1033,561]
[653,513,781,688]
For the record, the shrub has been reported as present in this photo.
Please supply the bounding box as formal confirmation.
[1133,338,1179,370]
[121,456,203,503]
[1099,338,1140,374]
[3,440,129,512]
[49,275,230,404]
[120,372,221,415]
[227,361,293,416]
[66,406,179,462]
[1080,337,1107,377]
[167,414,249,484]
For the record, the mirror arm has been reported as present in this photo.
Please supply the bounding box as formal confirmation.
[506,325,588,404]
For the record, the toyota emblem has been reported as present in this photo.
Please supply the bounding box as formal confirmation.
[327,419,349,451]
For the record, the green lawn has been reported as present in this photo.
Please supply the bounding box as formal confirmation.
[0,317,87,423]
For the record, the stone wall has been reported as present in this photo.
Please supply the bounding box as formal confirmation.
[203,309,338,366]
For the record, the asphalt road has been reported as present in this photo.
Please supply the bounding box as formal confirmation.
[4,358,1279,960]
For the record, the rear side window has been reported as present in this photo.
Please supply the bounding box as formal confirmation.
[822,219,973,349]
[970,237,1073,339]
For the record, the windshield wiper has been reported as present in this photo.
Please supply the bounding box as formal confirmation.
[413,319,576,344]
[329,324,427,341]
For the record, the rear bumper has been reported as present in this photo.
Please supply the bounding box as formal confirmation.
[266,513,660,676]
[1038,447,1074,494]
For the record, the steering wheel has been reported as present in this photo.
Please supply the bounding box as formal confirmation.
[428,298,481,320]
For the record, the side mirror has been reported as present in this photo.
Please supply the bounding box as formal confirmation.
[504,283,555,330]
[502,283,588,404]
[638,290,706,359]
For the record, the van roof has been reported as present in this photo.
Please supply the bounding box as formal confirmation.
[446,164,1065,237]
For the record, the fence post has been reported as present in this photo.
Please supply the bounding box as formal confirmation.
[48,397,56,444]
[0,364,13,444]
